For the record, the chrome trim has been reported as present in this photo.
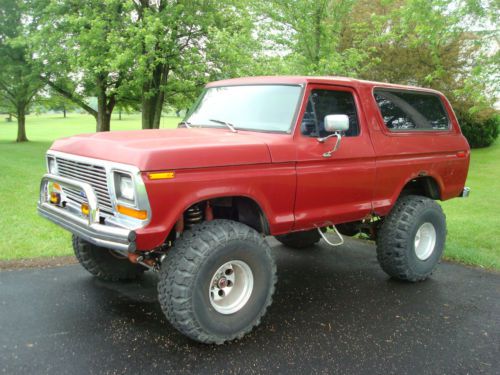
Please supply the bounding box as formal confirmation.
[460,187,470,198]
[45,150,151,229]
[38,174,136,252]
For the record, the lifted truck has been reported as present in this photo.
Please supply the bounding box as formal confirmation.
[38,76,470,344]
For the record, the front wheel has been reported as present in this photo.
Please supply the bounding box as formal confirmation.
[158,220,276,344]
[376,195,446,282]
[72,235,146,281]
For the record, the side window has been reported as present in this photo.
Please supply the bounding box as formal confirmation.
[301,89,360,137]
[374,89,450,131]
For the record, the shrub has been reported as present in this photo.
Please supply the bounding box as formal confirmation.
[456,109,499,148]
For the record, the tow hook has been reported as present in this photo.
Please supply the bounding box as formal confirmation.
[128,252,161,271]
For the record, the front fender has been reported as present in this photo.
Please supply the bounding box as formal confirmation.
[135,163,296,250]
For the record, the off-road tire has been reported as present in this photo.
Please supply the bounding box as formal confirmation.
[376,195,446,282]
[72,235,145,281]
[275,229,321,249]
[158,220,276,344]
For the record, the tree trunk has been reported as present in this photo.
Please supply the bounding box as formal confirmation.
[119,108,122,120]
[63,105,66,118]
[95,77,115,132]
[16,107,28,142]
[7,113,12,122]
[152,89,165,129]
[141,64,169,129]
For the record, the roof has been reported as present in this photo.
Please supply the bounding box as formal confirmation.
[206,76,443,95]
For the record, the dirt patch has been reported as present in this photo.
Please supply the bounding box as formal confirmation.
[0,256,77,270]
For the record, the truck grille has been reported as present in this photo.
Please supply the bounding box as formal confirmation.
[55,157,114,214]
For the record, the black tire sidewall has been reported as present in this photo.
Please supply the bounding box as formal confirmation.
[191,238,273,337]
[406,206,446,275]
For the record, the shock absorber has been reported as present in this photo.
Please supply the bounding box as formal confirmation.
[184,205,203,229]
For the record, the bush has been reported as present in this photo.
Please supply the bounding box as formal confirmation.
[456,110,499,148]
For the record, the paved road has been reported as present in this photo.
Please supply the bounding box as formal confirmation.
[1,238,499,375]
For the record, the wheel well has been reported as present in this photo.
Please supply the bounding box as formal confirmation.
[400,177,441,200]
[180,196,270,235]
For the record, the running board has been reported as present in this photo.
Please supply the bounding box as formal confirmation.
[317,226,344,247]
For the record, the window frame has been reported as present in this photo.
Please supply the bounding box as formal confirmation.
[297,85,362,139]
[372,87,451,133]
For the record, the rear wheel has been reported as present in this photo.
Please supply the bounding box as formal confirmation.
[72,235,145,281]
[158,220,276,344]
[275,229,321,249]
[376,195,446,282]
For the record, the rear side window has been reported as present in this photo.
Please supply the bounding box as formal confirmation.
[374,89,450,131]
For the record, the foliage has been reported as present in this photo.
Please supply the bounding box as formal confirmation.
[0,0,42,141]
[127,0,261,129]
[456,109,500,148]
[29,0,137,131]
[262,0,499,126]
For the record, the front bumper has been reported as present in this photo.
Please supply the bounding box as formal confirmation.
[37,174,136,252]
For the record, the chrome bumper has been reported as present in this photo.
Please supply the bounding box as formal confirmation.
[37,174,136,252]
[460,187,471,198]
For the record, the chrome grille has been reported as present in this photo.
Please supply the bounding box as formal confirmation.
[55,157,114,214]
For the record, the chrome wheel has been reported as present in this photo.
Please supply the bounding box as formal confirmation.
[414,222,437,260]
[209,260,254,315]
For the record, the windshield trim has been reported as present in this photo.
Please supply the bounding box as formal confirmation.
[185,83,305,134]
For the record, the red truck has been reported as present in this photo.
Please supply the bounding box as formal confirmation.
[38,76,470,344]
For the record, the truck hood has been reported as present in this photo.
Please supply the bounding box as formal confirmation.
[50,128,272,171]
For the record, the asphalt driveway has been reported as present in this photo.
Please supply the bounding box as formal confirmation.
[1,238,499,375]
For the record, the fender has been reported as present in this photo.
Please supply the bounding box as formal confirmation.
[375,172,445,217]
[135,163,296,250]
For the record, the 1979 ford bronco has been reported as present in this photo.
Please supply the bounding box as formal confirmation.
[38,76,470,344]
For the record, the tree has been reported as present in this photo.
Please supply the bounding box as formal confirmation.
[30,0,136,131]
[0,0,42,142]
[261,0,366,76]
[129,0,263,129]
[265,0,499,114]
[42,91,79,118]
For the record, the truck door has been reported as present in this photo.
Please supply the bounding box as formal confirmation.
[293,84,377,229]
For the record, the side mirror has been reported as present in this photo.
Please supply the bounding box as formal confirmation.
[318,114,349,158]
[324,114,349,133]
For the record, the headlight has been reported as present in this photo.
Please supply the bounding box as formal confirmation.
[47,157,58,174]
[114,172,135,203]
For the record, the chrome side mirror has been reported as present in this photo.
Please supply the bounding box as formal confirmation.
[317,114,349,157]
[324,114,349,133]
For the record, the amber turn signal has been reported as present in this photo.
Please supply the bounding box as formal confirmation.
[81,202,90,216]
[148,171,175,180]
[116,204,148,220]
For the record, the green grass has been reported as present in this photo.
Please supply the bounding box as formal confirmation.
[0,113,499,270]
[440,142,500,269]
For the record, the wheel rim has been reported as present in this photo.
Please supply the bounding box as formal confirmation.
[209,260,254,315]
[414,222,437,260]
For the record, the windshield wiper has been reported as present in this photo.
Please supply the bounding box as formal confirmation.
[178,120,192,128]
[208,118,237,133]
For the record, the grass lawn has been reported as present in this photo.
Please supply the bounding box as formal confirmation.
[0,113,499,270]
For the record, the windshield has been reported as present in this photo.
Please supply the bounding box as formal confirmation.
[186,85,303,133]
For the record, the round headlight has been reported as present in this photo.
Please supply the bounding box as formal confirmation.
[118,175,135,202]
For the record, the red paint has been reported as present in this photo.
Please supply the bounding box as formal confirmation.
[50,76,470,251]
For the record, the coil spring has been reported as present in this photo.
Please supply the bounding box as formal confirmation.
[185,205,203,228]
